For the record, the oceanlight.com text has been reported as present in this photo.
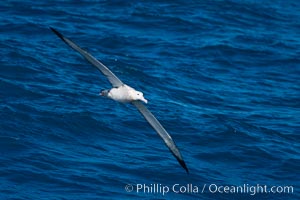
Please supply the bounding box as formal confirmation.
[124,183,294,196]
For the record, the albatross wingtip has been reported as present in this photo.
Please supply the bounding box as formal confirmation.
[179,159,189,174]
[50,27,64,41]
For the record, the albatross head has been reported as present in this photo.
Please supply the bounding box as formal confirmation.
[134,91,148,104]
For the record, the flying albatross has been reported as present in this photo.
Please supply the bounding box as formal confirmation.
[50,27,189,173]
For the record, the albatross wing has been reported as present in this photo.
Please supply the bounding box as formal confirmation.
[50,27,123,88]
[132,101,189,173]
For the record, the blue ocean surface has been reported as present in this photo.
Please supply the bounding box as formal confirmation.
[0,0,299,199]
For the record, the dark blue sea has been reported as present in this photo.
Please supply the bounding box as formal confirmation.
[1,1,299,199]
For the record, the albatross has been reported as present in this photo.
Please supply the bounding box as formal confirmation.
[50,27,189,173]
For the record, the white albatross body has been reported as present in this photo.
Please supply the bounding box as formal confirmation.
[50,27,189,173]
[103,84,147,104]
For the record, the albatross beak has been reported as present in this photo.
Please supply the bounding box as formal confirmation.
[141,97,148,104]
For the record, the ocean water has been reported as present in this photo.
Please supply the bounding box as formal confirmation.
[0,0,299,199]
